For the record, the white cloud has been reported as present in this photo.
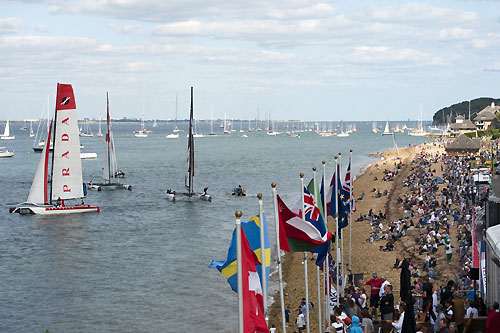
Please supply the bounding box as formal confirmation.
[0,17,23,34]
[351,45,440,66]
[438,27,474,40]
[125,61,157,72]
[108,23,139,34]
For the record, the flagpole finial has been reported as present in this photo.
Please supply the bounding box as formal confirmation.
[257,193,263,200]
[271,182,276,188]
[322,160,326,165]
[338,152,342,156]
[312,167,316,171]
[350,149,353,153]
[235,210,242,218]
[334,155,338,160]
[300,173,304,179]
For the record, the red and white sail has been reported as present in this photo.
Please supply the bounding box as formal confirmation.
[27,120,53,204]
[51,83,84,201]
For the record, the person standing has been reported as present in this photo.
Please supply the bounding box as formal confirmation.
[486,302,500,333]
[380,284,394,321]
[296,309,305,333]
[365,272,382,320]
[422,276,435,321]
[392,303,405,333]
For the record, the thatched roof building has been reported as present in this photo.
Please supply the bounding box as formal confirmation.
[445,134,481,154]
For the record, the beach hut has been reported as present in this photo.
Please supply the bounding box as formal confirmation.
[445,134,481,155]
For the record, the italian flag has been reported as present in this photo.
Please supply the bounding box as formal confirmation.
[277,194,333,252]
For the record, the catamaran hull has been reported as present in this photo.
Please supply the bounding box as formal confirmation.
[165,192,211,202]
[88,183,132,191]
[10,205,100,215]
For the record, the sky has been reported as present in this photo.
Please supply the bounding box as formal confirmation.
[1,0,500,121]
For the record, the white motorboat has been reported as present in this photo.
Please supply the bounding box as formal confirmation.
[0,147,14,158]
[80,152,97,159]
[87,93,131,191]
[165,87,211,202]
[166,133,179,139]
[10,83,99,215]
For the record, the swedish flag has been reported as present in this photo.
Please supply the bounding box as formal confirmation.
[209,214,270,293]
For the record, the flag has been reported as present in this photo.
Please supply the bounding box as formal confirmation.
[330,164,350,232]
[240,229,269,333]
[325,252,342,286]
[307,178,324,218]
[209,214,270,293]
[343,161,355,212]
[277,194,332,253]
[294,186,329,266]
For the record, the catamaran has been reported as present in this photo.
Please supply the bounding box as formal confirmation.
[1,120,15,140]
[10,83,99,215]
[165,87,211,202]
[87,93,131,191]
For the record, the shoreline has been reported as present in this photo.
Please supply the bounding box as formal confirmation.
[266,140,439,331]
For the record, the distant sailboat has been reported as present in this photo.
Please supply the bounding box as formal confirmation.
[10,83,99,215]
[1,120,15,140]
[33,95,51,152]
[209,108,216,136]
[152,119,158,128]
[337,120,349,137]
[135,109,148,137]
[223,113,230,134]
[79,119,93,137]
[96,115,103,137]
[0,146,14,158]
[372,122,378,134]
[172,94,183,133]
[165,87,211,202]
[382,120,393,135]
[29,120,35,137]
[87,93,131,191]
[408,103,428,137]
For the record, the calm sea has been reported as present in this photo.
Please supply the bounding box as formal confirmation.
[0,121,430,332]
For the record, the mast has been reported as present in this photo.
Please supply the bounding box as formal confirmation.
[107,93,111,182]
[49,84,59,204]
[188,87,194,194]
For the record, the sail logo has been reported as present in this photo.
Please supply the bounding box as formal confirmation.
[61,97,71,105]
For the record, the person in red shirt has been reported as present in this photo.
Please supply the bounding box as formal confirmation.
[365,272,382,320]
[486,302,500,333]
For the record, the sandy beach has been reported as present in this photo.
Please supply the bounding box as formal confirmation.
[267,140,459,332]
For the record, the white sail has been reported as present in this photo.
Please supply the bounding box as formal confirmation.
[51,84,84,200]
[2,120,10,137]
[27,122,52,204]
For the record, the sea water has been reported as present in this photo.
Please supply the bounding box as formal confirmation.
[0,121,430,332]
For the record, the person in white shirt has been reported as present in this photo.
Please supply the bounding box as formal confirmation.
[379,276,390,298]
[296,310,305,333]
[392,303,405,333]
[466,301,479,319]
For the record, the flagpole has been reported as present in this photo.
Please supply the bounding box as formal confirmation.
[349,149,353,272]
[322,160,330,329]
[338,152,344,298]
[271,183,287,333]
[235,210,244,333]
[257,193,268,322]
[312,167,323,333]
[334,155,340,305]
[300,173,310,333]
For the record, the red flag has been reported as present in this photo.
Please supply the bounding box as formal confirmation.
[241,230,269,333]
[472,213,479,268]
[55,83,76,110]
